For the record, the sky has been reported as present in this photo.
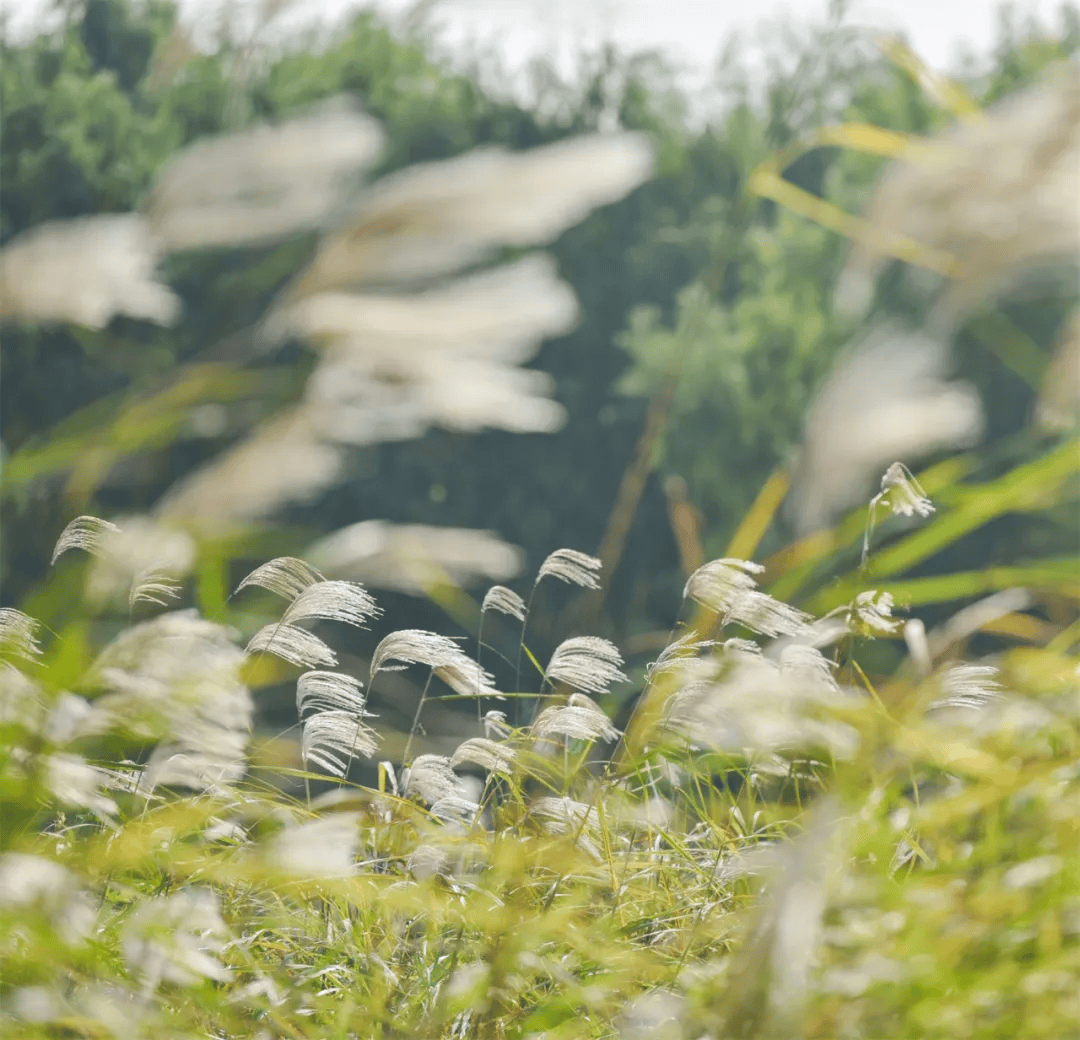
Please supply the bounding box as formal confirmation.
[4,0,1068,89]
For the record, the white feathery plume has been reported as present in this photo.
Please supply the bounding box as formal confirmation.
[778,644,840,695]
[154,408,343,531]
[121,889,232,988]
[0,662,44,733]
[235,557,325,601]
[51,516,122,566]
[451,737,516,776]
[429,795,483,828]
[929,663,1004,712]
[723,590,811,639]
[0,214,180,328]
[83,610,251,789]
[483,711,512,740]
[545,636,628,695]
[848,590,903,636]
[306,521,523,595]
[44,753,119,815]
[481,585,528,622]
[717,798,844,1037]
[926,588,1032,658]
[296,670,366,719]
[281,579,381,630]
[0,853,95,945]
[435,655,501,699]
[147,97,384,252]
[787,323,984,533]
[371,629,462,675]
[283,131,654,299]
[142,739,248,792]
[661,644,859,759]
[268,253,577,359]
[267,813,361,879]
[402,754,466,805]
[128,570,182,608]
[529,796,603,856]
[45,693,94,745]
[408,844,451,879]
[535,548,602,590]
[836,61,1080,326]
[683,558,764,614]
[246,622,338,669]
[370,631,501,700]
[0,608,43,661]
[51,514,196,608]
[301,710,379,776]
[874,462,935,519]
[532,693,620,744]
[304,349,566,442]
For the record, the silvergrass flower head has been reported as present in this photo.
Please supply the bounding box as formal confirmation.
[147,96,384,252]
[51,514,196,607]
[236,557,325,601]
[371,630,499,696]
[246,622,338,668]
[143,740,247,792]
[45,753,119,815]
[717,798,844,1037]
[787,323,983,533]
[617,990,686,1040]
[837,61,1080,325]
[0,608,43,661]
[122,889,232,988]
[451,737,516,776]
[0,662,44,732]
[545,636,628,695]
[481,585,528,622]
[0,853,95,944]
[306,521,523,595]
[154,408,343,530]
[535,548,602,590]
[430,794,482,828]
[0,214,180,328]
[284,131,654,298]
[266,813,361,879]
[529,796,603,856]
[1002,855,1063,890]
[532,695,621,744]
[875,462,935,519]
[661,647,859,759]
[270,253,577,358]
[296,670,367,719]
[402,754,466,805]
[723,590,811,638]
[408,844,450,880]
[482,711,512,739]
[849,590,903,636]
[301,710,379,777]
[930,663,1004,712]
[683,558,764,613]
[45,692,94,744]
[51,515,122,566]
[778,644,840,694]
[281,579,381,630]
[84,611,252,787]
[371,629,463,675]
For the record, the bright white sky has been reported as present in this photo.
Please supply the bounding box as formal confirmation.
[4,0,1067,89]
